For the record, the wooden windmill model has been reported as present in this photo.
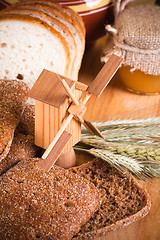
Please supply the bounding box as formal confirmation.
[29,54,123,171]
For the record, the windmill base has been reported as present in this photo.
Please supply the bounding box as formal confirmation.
[56,147,76,169]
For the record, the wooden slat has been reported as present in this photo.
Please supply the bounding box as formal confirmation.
[75,81,88,91]
[28,69,75,108]
[68,103,87,118]
[59,78,79,105]
[35,100,44,147]
[87,54,123,97]
[43,103,50,148]
[83,119,104,138]
[37,131,72,172]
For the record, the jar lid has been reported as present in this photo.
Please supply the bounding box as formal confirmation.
[102,4,160,75]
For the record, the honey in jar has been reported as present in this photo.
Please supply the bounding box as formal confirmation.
[118,66,160,95]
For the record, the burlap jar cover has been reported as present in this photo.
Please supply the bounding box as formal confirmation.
[102,1,160,76]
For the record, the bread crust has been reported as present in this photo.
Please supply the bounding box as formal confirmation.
[0,79,29,162]
[0,133,38,176]
[8,0,86,37]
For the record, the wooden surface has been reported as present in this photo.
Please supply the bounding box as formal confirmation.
[77,36,160,240]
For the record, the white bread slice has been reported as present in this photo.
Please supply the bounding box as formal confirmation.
[9,0,86,37]
[0,14,70,89]
[0,8,77,80]
[62,4,85,36]
[8,2,85,80]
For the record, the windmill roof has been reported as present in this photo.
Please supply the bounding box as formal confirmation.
[28,69,75,108]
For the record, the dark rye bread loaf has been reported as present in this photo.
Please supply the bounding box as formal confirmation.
[0,158,102,240]
[0,104,40,175]
[0,79,29,161]
[15,104,35,136]
[69,159,151,239]
[0,133,38,175]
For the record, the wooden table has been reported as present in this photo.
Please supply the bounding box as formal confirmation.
[77,36,160,240]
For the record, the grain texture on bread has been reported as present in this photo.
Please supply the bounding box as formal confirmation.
[0,79,29,161]
[16,104,35,136]
[0,158,101,240]
[0,133,37,175]
[70,159,151,239]
[0,103,40,175]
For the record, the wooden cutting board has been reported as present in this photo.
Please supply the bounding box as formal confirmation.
[77,36,160,240]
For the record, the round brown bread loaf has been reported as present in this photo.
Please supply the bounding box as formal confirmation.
[0,133,38,175]
[0,79,29,162]
[15,104,35,136]
[0,158,102,240]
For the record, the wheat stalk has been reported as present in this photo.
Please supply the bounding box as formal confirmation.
[75,117,160,179]
[81,117,160,146]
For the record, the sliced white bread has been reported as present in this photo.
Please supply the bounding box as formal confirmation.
[0,14,71,89]
[9,0,86,37]
[0,1,85,93]
[0,8,77,80]
[8,2,85,80]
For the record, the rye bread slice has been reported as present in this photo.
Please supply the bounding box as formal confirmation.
[70,158,151,239]
[9,2,85,80]
[0,79,29,161]
[0,158,101,240]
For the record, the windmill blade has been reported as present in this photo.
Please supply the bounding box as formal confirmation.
[37,130,72,172]
[82,119,104,139]
[58,76,79,105]
[67,102,103,138]
[87,54,123,97]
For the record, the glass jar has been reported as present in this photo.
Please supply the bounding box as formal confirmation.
[102,4,160,95]
[118,66,160,95]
